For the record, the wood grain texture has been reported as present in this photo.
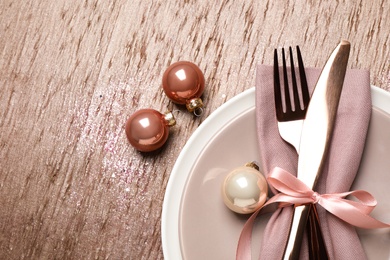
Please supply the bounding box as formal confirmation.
[0,0,389,259]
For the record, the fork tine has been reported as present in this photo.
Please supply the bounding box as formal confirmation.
[289,46,301,112]
[274,49,283,120]
[296,46,310,110]
[282,48,292,114]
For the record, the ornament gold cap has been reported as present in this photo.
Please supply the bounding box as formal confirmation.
[244,161,260,171]
[186,98,204,116]
[163,111,176,126]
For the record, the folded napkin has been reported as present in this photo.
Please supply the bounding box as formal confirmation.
[255,65,371,259]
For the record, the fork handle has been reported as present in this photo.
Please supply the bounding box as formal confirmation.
[283,204,329,260]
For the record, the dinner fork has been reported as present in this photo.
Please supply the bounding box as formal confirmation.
[274,46,310,152]
[274,46,329,259]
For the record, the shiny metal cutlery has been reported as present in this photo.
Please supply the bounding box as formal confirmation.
[274,46,328,259]
[282,40,351,259]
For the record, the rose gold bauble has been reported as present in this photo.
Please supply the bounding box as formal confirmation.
[125,109,175,152]
[162,61,205,113]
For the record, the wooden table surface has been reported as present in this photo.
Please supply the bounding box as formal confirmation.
[1,0,389,259]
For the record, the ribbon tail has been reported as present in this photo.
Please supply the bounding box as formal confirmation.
[319,199,390,229]
[236,202,277,260]
[236,208,258,260]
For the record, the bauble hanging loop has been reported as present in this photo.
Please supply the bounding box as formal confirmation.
[162,61,205,116]
[221,162,268,214]
[125,109,176,152]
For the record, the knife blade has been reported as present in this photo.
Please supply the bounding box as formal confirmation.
[282,40,351,259]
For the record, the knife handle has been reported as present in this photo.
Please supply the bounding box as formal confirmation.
[307,205,329,260]
[283,204,329,260]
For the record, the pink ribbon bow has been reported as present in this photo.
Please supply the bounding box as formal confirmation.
[236,167,390,260]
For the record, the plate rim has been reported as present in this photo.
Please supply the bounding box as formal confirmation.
[161,85,390,260]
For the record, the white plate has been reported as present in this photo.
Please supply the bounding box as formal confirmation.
[162,86,390,260]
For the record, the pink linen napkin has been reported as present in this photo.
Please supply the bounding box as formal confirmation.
[255,65,371,259]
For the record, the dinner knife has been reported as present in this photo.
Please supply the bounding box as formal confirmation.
[282,40,351,259]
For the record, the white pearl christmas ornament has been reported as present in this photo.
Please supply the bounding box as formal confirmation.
[222,163,268,214]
